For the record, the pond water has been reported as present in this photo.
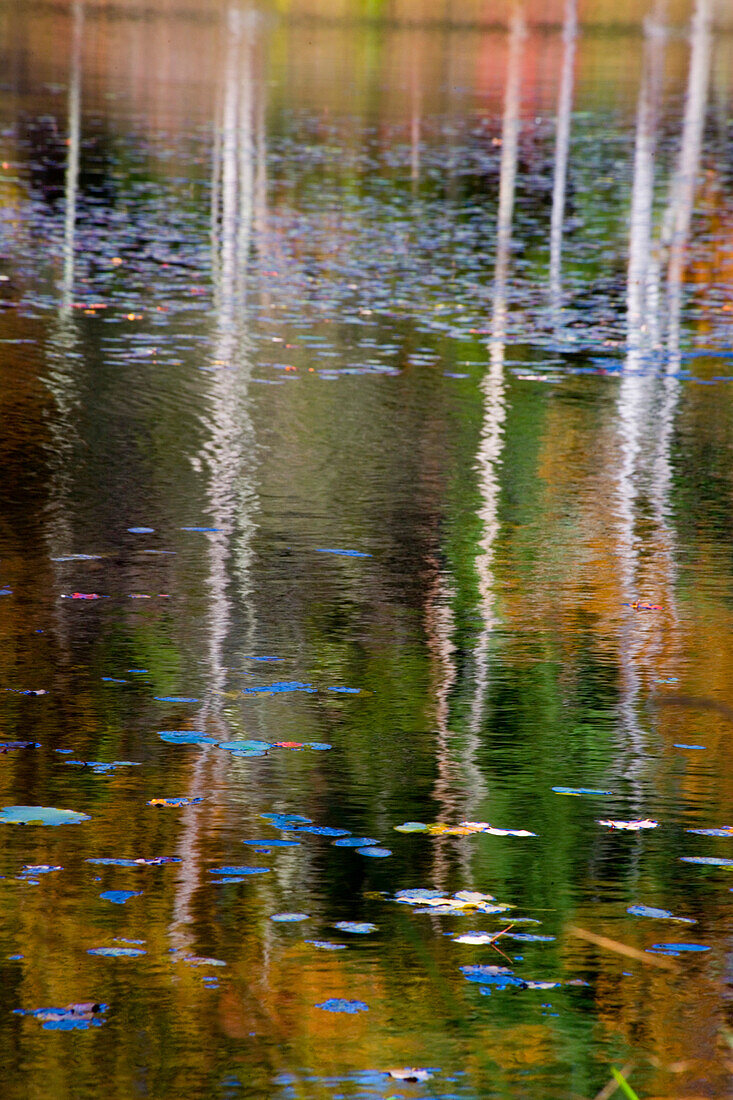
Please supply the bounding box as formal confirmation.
[1,1,733,1097]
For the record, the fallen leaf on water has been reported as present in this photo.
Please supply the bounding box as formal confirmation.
[0,806,90,826]
[100,890,142,905]
[88,947,146,958]
[14,1002,108,1030]
[148,797,203,807]
[598,819,658,831]
[315,998,369,1013]
[387,1068,432,1082]
[333,921,376,934]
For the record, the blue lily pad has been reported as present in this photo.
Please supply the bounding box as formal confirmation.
[155,696,200,703]
[674,744,706,750]
[86,856,180,867]
[159,731,218,746]
[218,740,271,753]
[328,687,360,694]
[209,866,270,876]
[357,847,391,858]
[180,526,220,532]
[333,921,376,934]
[315,549,371,558]
[316,998,369,1012]
[647,943,710,956]
[100,890,142,905]
[0,806,90,826]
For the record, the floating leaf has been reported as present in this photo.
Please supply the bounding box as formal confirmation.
[394,888,445,904]
[100,890,142,905]
[209,866,269,876]
[394,822,428,833]
[88,947,146,958]
[242,681,315,696]
[316,998,369,1012]
[0,806,90,826]
[674,744,706,750]
[296,825,350,838]
[387,1069,432,1083]
[271,912,309,922]
[155,696,199,703]
[178,955,226,967]
[261,813,312,829]
[647,943,710,956]
[304,742,332,751]
[627,905,696,922]
[20,864,62,877]
[218,739,271,753]
[159,731,218,746]
[680,856,733,867]
[357,847,391,857]
[453,931,504,945]
[333,837,379,848]
[333,921,376,934]
[460,964,525,988]
[598,819,658,831]
[315,549,371,558]
[686,827,733,837]
[552,787,612,796]
[305,941,347,950]
[0,742,40,752]
[242,838,301,849]
[14,1002,108,1030]
[128,527,154,533]
[507,933,555,942]
[148,797,203,807]
[86,856,180,867]
[328,686,360,694]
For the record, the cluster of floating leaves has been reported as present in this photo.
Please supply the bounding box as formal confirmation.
[13,1002,108,1031]
[394,820,535,837]
[393,889,509,916]
[158,731,331,756]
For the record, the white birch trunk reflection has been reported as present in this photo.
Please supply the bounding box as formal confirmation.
[647,0,713,368]
[470,7,523,737]
[549,0,577,329]
[170,5,265,954]
[626,8,666,368]
[45,0,84,653]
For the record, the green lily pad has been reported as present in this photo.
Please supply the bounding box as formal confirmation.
[0,806,91,826]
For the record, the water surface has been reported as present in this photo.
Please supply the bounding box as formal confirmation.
[1,1,733,1097]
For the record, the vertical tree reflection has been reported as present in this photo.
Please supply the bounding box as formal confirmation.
[45,0,84,655]
[614,0,714,813]
[169,5,266,954]
[549,0,577,330]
